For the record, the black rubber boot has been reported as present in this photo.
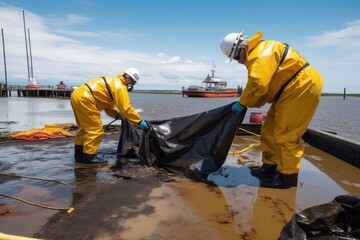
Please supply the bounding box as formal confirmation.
[250,163,277,180]
[74,145,84,162]
[82,154,108,164]
[260,172,298,189]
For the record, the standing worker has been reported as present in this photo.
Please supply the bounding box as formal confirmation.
[220,31,323,188]
[70,68,149,164]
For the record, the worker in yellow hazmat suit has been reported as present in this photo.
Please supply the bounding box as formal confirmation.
[220,31,323,188]
[70,68,149,164]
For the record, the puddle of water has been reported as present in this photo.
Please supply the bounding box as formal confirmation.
[0,136,118,237]
[0,134,359,239]
[98,178,241,240]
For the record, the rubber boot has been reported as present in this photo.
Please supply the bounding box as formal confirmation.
[82,154,108,164]
[250,163,277,180]
[74,145,84,162]
[260,172,298,189]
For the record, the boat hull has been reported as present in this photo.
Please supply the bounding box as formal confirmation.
[182,90,239,98]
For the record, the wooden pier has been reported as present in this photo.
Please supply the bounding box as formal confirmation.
[0,85,74,97]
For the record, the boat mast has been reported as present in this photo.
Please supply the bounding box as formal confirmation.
[28,28,34,78]
[211,61,216,77]
[22,10,30,84]
[1,28,8,97]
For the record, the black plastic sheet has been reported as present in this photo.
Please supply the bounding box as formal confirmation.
[117,102,246,180]
[280,195,360,239]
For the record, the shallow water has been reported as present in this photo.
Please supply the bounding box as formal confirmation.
[1,94,359,142]
[0,94,360,238]
[1,134,359,239]
[0,136,118,237]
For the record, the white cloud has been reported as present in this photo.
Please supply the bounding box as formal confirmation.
[0,5,213,90]
[168,56,180,63]
[1,4,359,93]
[306,19,360,48]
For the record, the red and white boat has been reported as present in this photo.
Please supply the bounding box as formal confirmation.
[182,65,241,98]
[26,77,40,89]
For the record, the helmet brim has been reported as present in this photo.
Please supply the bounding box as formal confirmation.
[229,31,244,62]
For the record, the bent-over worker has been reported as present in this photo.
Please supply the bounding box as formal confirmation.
[70,68,149,164]
[220,30,323,188]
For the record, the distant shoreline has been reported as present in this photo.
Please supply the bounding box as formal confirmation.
[131,90,360,97]
[1,87,359,97]
[320,93,360,97]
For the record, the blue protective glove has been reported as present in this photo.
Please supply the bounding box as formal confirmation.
[231,102,245,112]
[138,120,149,130]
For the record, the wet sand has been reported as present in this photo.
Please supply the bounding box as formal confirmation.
[0,129,359,239]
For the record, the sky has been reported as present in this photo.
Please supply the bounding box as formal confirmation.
[0,0,360,93]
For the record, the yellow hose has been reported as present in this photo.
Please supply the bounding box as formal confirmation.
[237,127,261,137]
[0,173,74,213]
[0,232,43,240]
[0,193,74,213]
[229,143,261,155]
[228,127,261,155]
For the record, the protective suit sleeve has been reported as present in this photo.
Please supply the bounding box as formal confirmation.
[113,85,142,124]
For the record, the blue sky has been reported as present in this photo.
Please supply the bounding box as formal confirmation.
[0,0,360,93]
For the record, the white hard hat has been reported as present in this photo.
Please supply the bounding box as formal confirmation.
[123,68,140,83]
[220,31,246,62]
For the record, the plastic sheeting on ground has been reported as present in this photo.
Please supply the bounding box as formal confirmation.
[117,102,246,181]
[280,195,360,239]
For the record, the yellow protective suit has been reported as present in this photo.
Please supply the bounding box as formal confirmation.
[70,75,142,155]
[239,32,323,174]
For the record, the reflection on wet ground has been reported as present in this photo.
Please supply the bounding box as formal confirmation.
[0,134,119,237]
[0,133,359,239]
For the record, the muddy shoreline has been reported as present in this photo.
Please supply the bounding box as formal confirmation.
[34,165,166,239]
[1,130,360,239]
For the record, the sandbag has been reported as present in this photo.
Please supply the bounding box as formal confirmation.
[117,102,246,181]
[280,195,360,239]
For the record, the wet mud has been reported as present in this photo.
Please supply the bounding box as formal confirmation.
[0,131,359,239]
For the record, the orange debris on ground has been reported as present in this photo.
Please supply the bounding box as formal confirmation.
[11,125,74,141]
